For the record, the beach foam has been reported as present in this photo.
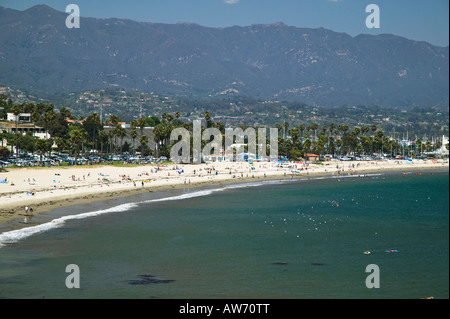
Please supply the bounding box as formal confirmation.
[0,202,137,247]
[141,180,269,204]
[0,181,269,247]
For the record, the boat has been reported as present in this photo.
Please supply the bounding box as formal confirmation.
[386,249,400,253]
[363,251,371,255]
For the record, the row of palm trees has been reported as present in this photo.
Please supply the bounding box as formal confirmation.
[2,101,445,162]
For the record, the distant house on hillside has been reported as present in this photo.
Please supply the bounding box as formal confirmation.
[7,113,31,122]
[65,117,86,124]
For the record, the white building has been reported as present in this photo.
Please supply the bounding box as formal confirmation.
[436,135,449,155]
[0,122,49,140]
[7,113,31,123]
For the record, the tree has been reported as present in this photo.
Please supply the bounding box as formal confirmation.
[83,113,102,150]
[11,104,22,158]
[140,135,148,155]
[107,129,115,155]
[153,125,163,156]
[98,130,108,154]
[43,110,57,139]
[145,116,160,127]
[416,138,423,156]
[0,131,6,148]
[35,138,48,164]
[114,125,126,154]
[297,124,305,144]
[204,111,214,128]
[59,107,72,119]
[69,129,86,164]
[310,123,318,141]
[53,137,65,153]
[283,121,290,139]
[108,114,119,127]
[130,129,137,154]
[371,125,377,135]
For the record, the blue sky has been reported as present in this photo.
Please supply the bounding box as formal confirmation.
[1,0,448,46]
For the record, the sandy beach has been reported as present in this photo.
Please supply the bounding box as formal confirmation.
[1,159,448,225]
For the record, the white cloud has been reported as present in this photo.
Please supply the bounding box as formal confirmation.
[224,0,240,4]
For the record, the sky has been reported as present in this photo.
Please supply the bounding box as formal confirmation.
[1,0,448,47]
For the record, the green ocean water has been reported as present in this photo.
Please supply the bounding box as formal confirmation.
[0,170,448,299]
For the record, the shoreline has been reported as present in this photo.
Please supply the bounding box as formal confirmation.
[1,160,448,227]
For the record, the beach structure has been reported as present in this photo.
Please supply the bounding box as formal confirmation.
[0,121,49,139]
[436,135,449,156]
[304,153,319,163]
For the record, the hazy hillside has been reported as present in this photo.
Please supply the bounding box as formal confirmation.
[0,5,448,109]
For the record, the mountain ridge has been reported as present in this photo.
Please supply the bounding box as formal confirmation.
[0,5,448,109]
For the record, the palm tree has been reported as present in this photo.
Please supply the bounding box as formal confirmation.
[153,124,163,156]
[43,110,57,139]
[204,111,213,128]
[113,124,123,154]
[59,107,72,119]
[130,129,137,154]
[371,125,377,135]
[329,123,335,136]
[275,123,283,137]
[310,123,319,142]
[115,125,127,154]
[98,130,108,154]
[35,138,48,165]
[30,109,41,157]
[298,124,305,142]
[108,114,119,127]
[283,121,289,140]
[70,129,85,165]
[136,117,146,136]
[166,113,174,123]
[53,137,65,153]
[11,104,22,158]
[370,125,377,153]
[107,129,115,155]
[0,131,6,148]
[416,138,423,156]
[140,135,148,155]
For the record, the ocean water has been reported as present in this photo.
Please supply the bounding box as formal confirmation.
[0,170,448,299]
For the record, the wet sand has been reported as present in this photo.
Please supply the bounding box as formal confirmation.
[1,159,448,225]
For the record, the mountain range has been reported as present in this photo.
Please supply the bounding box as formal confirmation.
[0,5,448,109]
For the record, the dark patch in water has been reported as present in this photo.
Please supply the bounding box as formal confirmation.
[311,263,325,266]
[272,262,288,266]
[127,274,174,285]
